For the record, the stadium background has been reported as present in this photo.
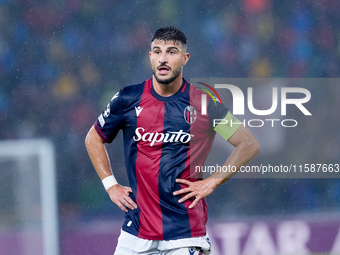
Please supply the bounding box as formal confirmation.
[1,0,340,254]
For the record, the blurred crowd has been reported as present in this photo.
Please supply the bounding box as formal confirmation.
[1,0,340,225]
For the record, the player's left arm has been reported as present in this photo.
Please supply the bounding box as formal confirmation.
[174,125,260,209]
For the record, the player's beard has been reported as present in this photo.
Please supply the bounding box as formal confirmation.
[152,65,182,85]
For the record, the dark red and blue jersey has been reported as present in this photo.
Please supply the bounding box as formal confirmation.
[94,78,230,240]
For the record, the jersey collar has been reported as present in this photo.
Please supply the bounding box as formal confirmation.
[150,78,188,102]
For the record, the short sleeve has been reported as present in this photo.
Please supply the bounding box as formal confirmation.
[94,91,124,143]
[207,97,229,126]
[207,98,241,140]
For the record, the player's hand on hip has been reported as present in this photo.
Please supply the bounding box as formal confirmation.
[173,178,218,209]
[107,184,138,212]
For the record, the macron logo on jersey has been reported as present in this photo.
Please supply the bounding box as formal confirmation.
[135,106,143,117]
[188,248,195,255]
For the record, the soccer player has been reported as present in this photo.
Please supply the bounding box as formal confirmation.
[85,26,260,255]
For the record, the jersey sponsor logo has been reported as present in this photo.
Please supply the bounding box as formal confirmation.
[98,114,105,127]
[133,127,193,146]
[135,106,143,117]
[184,106,197,124]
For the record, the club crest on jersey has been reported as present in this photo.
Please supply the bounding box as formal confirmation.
[184,105,197,124]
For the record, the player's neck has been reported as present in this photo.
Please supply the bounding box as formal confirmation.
[152,75,183,97]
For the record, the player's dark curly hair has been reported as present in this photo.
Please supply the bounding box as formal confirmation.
[151,26,187,48]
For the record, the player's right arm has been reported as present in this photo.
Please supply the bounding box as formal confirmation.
[85,126,137,212]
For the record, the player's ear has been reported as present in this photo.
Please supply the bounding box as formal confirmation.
[182,52,190,66]
[149,51,154,63]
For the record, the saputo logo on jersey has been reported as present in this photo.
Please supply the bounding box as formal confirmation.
[133,127,193,147]
[197,81,312,128]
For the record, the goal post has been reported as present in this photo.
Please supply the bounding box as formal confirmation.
[0,139,59,255]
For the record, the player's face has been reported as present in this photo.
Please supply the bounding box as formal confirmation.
[150,40,189,85]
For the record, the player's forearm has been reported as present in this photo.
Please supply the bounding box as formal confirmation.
[85,126,113,180]
[208,136,260,187]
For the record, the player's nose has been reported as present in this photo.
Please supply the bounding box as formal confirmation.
[159,52,168,63]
